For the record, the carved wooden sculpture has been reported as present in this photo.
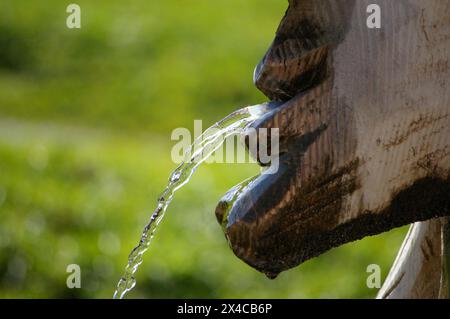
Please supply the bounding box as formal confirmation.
[215,0,450,297]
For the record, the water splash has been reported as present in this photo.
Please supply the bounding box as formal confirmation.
[113,104,271,299]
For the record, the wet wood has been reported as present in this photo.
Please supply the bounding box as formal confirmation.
[216,0,450,282]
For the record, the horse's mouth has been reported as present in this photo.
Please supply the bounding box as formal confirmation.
[214,91,339,278]
[214,91,450,279]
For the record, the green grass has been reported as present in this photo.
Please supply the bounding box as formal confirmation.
[0,0,408,298]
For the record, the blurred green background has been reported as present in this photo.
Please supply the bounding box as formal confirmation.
[0,0,408,298]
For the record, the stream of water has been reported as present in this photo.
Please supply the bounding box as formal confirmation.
[113,104,271,299]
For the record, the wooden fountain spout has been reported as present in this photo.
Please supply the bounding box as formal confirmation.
[216,0,450,297]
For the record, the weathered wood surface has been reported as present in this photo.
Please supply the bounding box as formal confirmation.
[377,218,449,299]
[215,0,450,281]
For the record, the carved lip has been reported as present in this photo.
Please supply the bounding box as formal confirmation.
[214,154,294,278]
[214,90,334,277]
[215,133,334,277]
[214,74,361,276]
[214,101,287,235]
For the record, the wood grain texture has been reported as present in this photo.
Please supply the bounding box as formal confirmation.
[216,0,450,279]
[377,218,450,299]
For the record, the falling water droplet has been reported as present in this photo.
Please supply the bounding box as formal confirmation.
[170,170,182,183]
[264,272,279,280]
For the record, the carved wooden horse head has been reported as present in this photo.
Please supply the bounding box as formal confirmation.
[215,0,450,297]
